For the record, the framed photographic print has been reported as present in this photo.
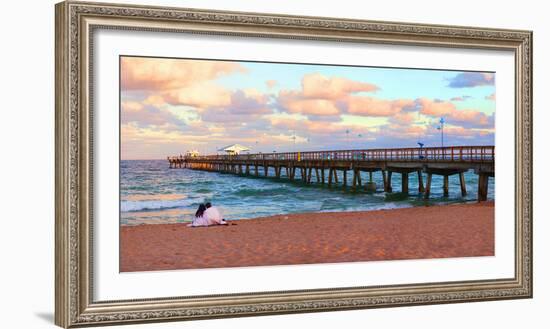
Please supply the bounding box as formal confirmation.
[55,1,533,327]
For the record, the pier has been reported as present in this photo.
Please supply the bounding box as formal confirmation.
[168,145,494,201]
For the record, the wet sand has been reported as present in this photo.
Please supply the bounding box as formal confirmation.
[120,202,494,272]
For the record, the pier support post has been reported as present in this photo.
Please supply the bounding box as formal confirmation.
[315,168,320,183]
[343,170,347,187]
[321,168,325,184]
[424,173,432,199]
[365,171,377,192]
[255,165,259,176]
[328,168,333,186]
[417,170,424,192]
[264,166,268,177]
[459,172,467,197]
[334,169,339,184]
[443,175,449,197]
[478,173,489,201]
[307,167,313,183]
[384,171,393,192]
[402,172,409,194]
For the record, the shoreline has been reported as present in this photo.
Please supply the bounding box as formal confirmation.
[121,202,494,272]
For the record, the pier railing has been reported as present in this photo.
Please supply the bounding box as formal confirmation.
[175,145,494,163]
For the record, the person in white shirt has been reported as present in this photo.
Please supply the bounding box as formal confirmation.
[187,202,227,227]
[203,202,227,225]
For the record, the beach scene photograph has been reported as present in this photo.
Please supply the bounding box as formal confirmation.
[120,55,495,272]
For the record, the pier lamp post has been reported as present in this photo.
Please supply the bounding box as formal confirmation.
[437,117,445,148]
[417,142,425,159]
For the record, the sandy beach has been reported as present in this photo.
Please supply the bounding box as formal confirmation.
[120,202,494,272]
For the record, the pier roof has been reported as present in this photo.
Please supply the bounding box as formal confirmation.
[218,144,250,154]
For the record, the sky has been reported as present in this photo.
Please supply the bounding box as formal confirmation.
[120,56,496,160]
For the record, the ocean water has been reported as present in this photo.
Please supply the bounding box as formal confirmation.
[120,160,494,225]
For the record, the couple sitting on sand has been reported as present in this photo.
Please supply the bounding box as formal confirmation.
[188,202,228,227]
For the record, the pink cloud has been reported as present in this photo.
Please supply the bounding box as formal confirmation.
[390,111,417,125]
[269,116,372,138]
[274,72,418,119]
[448,109,489,125]
[301,73,379,100]
[266,80,278,89]
[121,57,247,91]
[269,117,303,131]
[121,101,185,129]
[346,96,415,117]
[382,124,427,139]
[163,82,232,109]
[417,98,492,128]
[200,89,273,122]
[450,95,472,102]
[417,98,455,116]
[274,73,383,118]
[486,93,496,101]
[278,90,341,116]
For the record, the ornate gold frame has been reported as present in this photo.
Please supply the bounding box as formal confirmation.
[55,1,533,327]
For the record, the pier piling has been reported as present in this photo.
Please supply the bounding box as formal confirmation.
[402,172,409,194]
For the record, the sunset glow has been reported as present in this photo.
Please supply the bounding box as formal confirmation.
[120,56,495,160]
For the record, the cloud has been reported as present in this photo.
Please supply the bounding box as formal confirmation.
[450,95,472,102]
[278,90,341,116]
[121,57,249,111]
[121,101,186,130]
[275,73,405,119]
[269,116,306,131]
[163,82,232,109]
[389,111,417,125]
[381,124,427,139]
[266,80,278,89]
[301,73,379,99]
[447,72,495,88]
[485,93,496,101]
[346,96,415,117]
[199,89,274,122]
[417,98,493,128]
[417,98,455,116]
[229,89,272,115]
[121,57,247,91]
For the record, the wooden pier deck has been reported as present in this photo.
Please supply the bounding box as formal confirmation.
[168,146,494,201]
